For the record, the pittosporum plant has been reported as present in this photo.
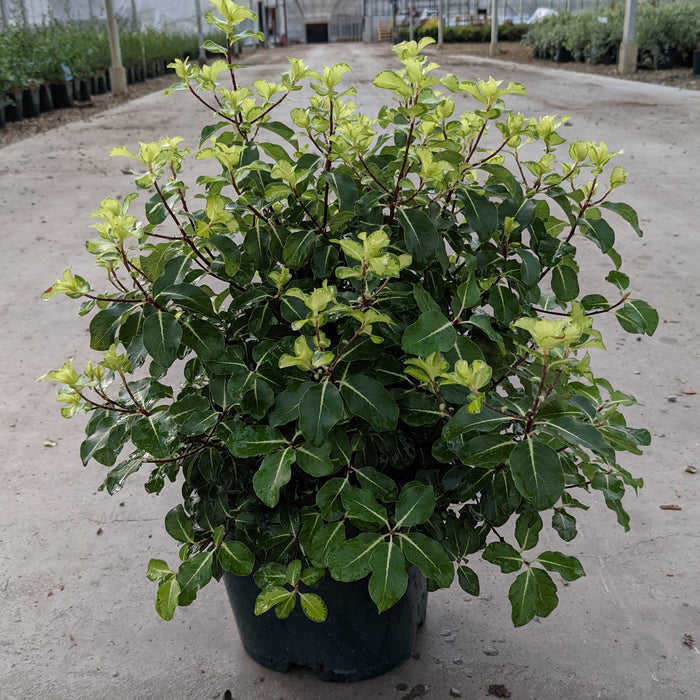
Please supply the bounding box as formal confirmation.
[40,0,657,627]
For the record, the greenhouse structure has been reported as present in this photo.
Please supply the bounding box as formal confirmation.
[0,0,633,45]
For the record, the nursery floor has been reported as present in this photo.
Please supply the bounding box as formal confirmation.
[1,42,699,700]
[0,42,698,151]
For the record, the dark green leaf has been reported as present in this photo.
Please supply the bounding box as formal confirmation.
[537,416,614,463]
[99,455,141,494]
[131,412,176,458]
[160,283,216,317]
[456,187,498,238]
[341,487,389,526]
[296,442,337,477]
[395,481,435,527]
[316,477,350,521]
[323,171,358,211]
[217,422,286,457]
[580,217,615,253]
[591,472,625,501]
[615,300,658,336]
[311,245,340,278]
[536,551,585,581]
[355,467,398,502]
[482,541,523,573]
[181,318,224,361]
[451,275,480,317]
[243,223,271,270]
[207,234,241,276]
[551,263,579,303]
[458,434,516,468]
[488,285,519,323]
[396,208,440,267]
[457,565,480,596]
[514,510,543,551]
[600,201,643,236]
[402,311,457,356]
[339,374,398,431]
[252,448,296,507]
[552,509,577,542]
[508,567,559,627]
[509,438,564,509]
[218,541,255,576]
[283,230,316,268]
[298,381,344,445]
[329,533,384,582]
[605,498,631,531]
[399,532,454,587]
[164,504,195,543]
[309,522,346,567]
[443,406,511,440]
[89,304,128,351]
[176,550,213,596]
[368,540,408,613]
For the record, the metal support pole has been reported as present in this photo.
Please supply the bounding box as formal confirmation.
[489,0,498,57]
[618,0,637,75]
[438,0,443,47]
[409,0,414,42]
[105,0,128,94]
[0,0,7,28]
[195,0,206,65]
[283,0,287,46]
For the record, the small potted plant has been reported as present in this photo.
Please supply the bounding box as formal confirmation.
[40,0,657,683]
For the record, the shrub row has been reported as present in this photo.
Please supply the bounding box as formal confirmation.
[0,19,204,94]
[523,2,700,68]
[397,21,528,44]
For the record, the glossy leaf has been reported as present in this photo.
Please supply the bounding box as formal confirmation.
[328,533,384,582]
[394,482,435,527]
[339,374,398,431]
[509,438,564,510]
[399,532,454,587]
[536,551,585,581]
[509,567,559,627]
[482,541,523,573]
[218,541,255,576]
[298,381,344,445]
[164,504,195,543]
[253,448,296,507]
[402,311,457,357]
[368,540,408,613]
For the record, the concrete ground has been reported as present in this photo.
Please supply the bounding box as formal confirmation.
[1,43,698,699]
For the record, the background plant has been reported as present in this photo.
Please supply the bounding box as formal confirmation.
[41,0,657,628]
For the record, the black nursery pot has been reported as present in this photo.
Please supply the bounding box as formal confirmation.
[223,567,428,682]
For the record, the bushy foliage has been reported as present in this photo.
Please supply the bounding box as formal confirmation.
[0,17,205,91]
[397,22,526,44]
[42,2,657,629]
[524,2,700,67]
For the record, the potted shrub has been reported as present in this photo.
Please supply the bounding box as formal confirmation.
[40,0,658,683]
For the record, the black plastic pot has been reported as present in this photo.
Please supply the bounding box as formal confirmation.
[693,51,700,76]
[50,82,73,109]
[39,84,54,112]
[554,45,572,64]
[22,88,41,118]
[0,98,5,130]
[4,92,23,122]
[223,567,427,682]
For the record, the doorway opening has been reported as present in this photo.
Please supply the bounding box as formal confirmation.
[306,23,329,43]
